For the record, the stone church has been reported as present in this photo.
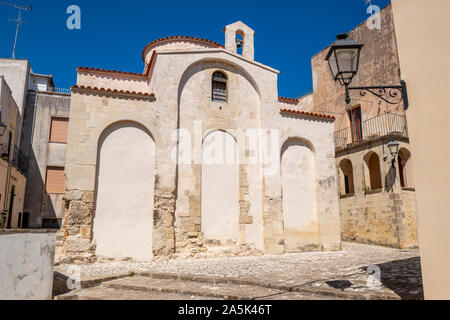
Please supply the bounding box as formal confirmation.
[62,21,341,262]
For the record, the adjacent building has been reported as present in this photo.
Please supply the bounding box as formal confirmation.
[0,59,71,230]
[391,0,450,299]
[306,4,418,249]
[0,76,27,229]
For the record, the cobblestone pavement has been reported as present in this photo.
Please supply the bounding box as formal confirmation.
[54,242,423,300]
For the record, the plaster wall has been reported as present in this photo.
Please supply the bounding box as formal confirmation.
[391,0,450,299]
[0,59,30,116]
[281,140,319,252]
[0,230,55,300]
[94,122,155,261]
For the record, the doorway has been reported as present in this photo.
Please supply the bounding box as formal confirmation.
[349,106,363,143]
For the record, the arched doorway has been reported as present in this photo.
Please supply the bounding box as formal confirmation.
[201,130,239,243]
[364,152,383,191]
[398,148,415,189]
[339,159,355,195]
[281,139,319,253]
[94,122,155,261]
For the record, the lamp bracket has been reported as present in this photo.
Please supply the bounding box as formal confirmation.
[345,80,409,110]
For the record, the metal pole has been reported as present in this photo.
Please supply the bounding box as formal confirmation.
[11,8,22,59]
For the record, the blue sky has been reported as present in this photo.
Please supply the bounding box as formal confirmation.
[0,0,390,97]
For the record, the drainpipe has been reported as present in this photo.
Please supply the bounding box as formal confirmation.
[3,138,12,228]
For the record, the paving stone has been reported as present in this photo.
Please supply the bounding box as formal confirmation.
[54,242,423,300]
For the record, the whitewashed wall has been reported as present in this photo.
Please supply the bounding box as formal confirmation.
[0,230,56,300]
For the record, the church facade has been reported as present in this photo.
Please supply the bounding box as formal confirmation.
[62,22,341,262]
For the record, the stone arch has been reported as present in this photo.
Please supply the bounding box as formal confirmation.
[93,121,155,261]
[398,148,415,188]
[339,159,355,195]
[281,138,320,253]
[364,152,383,191]
[93,118,161,152]
[236,29,245,55]
[201,130,240,243]
[178,58,261,104]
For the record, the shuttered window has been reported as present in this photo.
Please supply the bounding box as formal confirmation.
[212,72,227,102]
[49,118,69,143]
[45,167,66,194]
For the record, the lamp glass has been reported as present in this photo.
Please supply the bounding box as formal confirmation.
[387,140,400,158]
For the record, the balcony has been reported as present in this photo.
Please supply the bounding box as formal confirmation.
[334,112,409,150]
[1,145,29,177]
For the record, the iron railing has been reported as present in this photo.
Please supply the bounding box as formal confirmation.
[1,144,29,176]
[334,112,408,150]
[45,87,71,95]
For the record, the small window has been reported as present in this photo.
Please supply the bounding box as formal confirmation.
[212,71,227,102]
[45,167,66,194]
[49,118,69,143]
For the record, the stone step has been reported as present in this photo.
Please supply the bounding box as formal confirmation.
[134,272,399,300]
[102,276,284,300]
[55,286,222,300]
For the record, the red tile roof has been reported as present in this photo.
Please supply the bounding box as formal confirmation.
[280,109,335,120]
[71,85,155,99]
[279,97,299,104]
[142,36,224,62]
[77,67,148,79]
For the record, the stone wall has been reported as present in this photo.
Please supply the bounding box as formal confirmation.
[0,230,56,300]
[311,4,404,131]
[336,138,418,249]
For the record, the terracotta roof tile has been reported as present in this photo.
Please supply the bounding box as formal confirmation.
[279,97,299,104]
[71,85,155,99]
[280,109,335,120]
[142,36,223,62]
[77,67,147,78]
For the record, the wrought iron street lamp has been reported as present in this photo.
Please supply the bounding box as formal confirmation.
[387,139,400,159]
[326,34,409,109]
[387,139,400,166]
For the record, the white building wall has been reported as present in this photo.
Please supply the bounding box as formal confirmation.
[0,230,55,300]
[94,122,155,261]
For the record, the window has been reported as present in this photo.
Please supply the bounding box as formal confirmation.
[45,167,66,194]
[348,106,362,143]
[212,71,227,102]
[49,118,69,143]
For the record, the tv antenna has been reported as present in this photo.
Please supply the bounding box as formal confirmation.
[0,1,32,59]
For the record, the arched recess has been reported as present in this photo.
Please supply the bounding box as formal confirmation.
[364,152,383,191]
[281,138,319,253]
[339,159,355,195]
[94,121,155,261]
[398,148,415,188]
[201,130,239,243]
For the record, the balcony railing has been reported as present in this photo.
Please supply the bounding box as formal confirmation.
[1,144,29,176]
[334,112,409,150]
[44,87,71,95]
